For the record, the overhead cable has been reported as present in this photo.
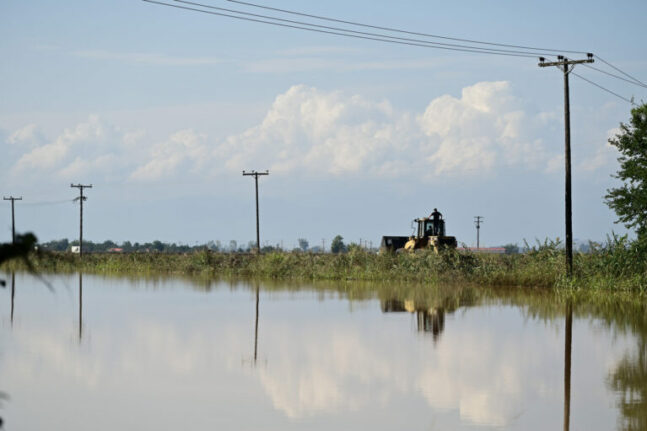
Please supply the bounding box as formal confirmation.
[143,0,542,58]
[572,72,638,106]
[594,55,647,87]
[174,0,557,57]
[582,64,647,89]
[223,0,588,55]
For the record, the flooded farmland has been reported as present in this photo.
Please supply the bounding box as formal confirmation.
[1,273,645,430]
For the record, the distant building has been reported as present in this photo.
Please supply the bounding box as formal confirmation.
[70,246,80,254]
[107,248,124,253]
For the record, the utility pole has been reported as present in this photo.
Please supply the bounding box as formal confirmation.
[474,216,484,250]
[3,196,22,244]
[242,170,269,253]
[71,184,92,257]
[539,54,594,276]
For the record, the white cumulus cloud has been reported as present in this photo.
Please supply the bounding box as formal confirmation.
[4,82,591,188]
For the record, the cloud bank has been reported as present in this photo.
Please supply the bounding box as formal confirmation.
[2,82,614,188]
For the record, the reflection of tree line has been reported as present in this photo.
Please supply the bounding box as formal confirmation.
[606,308,647,431]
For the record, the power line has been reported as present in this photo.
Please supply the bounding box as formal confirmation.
[71,184,92,257]
[143,0,546,58]
[242,170,269,253]
[582,64,647,89]
[3,196,22,244]
[22,198,74,206]
[539,55,595,277]
[174,0,562,57]
[223,0,588,55]
[572,71,638,106]
[474,216,483,250]
[144,1,645,104]
[594,55,647,87]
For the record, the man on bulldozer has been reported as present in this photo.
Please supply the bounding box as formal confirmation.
[380,208,457,253]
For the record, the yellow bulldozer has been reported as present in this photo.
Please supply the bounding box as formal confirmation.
[380,209,458,253]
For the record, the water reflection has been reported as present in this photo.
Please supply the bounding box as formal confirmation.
[254,284,259,364]
[1,274,646,430]
[10,272,15,327]
[381,299,447,341]
[78,273,83,342]
[564,300,572,431]
[608,310,647,431]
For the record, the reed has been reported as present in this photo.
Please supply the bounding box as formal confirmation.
[3,236,646,293]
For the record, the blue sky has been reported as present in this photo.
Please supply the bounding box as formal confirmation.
[1,0,646,248]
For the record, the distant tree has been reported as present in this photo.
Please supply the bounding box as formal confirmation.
[41,238,68,252]
[347,242,362,253]
[101,240,118,251]
[605,103,647,241]
[152,240,164,252]
[330,235,346,254]
[298,238,309,251]
[503,243,519,254]
[121,241,133,252]
[229,240,238,252]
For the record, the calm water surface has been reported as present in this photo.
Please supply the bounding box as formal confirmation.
[1,273,645,430]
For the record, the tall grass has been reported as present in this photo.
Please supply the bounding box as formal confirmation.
[2,236,646,293]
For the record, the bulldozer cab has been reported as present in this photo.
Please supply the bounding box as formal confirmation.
[416,217,445,238]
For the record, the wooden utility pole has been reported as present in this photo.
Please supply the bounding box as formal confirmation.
[474,216,484,250]
[3,196,22,243]
[71,184,92,257]
[242,171,269,253]
[539,54,594,276]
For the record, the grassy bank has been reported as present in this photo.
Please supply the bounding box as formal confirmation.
[3,237,646,293]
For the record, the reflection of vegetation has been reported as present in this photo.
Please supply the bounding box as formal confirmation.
[0,232,38,428]
[609,338,647,431]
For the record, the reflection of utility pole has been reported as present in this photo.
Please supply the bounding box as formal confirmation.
[3,196,22,244]
[564,300,573,431]
[539,54,594,277]
[474,216,484,250]
[242,171,269,253]
[10,272,15,327]
[71,184,92,257]
[253,285,259,364]
[79,273,83,342]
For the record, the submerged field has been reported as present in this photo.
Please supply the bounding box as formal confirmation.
[4,239,647,293]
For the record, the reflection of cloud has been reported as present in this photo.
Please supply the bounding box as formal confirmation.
[257,326,394,418]
[252,311,563,426]
[0,289,635,430]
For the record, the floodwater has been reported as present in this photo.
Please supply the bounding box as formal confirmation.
[1,273,645,430]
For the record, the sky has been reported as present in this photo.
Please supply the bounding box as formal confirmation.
[1,0,646,249]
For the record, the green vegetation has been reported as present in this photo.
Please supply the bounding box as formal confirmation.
[605,103,647,240]
[330,235,346,253]
[3,235,646,293]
